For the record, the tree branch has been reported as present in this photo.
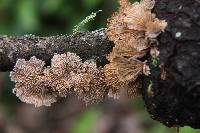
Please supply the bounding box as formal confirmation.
[1,0,200,128]
[0,28,113,71]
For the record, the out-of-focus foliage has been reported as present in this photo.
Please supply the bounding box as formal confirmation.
[71,107,100,133]
[0,0,200,133]
[0,0,116,35]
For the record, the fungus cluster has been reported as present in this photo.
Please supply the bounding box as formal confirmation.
[102,0,167,99]
[10,52,108,107]
[10,0,167,107]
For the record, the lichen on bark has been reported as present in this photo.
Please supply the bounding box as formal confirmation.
[0,29,113,71]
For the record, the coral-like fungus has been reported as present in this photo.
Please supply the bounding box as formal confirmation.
[72,60,108,105]
[10,0,167,106]
[10,57,57,107]
[10,53,108,107]
[103,0,167,99]
[102,57,144,99]
[73,73,108,105]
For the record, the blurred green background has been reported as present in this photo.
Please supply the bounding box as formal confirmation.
[0,0,199,133]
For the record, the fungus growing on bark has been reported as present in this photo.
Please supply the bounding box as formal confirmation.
[9,0,167,107]
[10,57,57,107]
[72,60,108,105]
[102,57,144,99]
[73,73,108,105]
[10,52,108,107]
[103,0,167,99]
[50,53,82,97]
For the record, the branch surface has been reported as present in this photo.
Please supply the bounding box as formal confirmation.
[0,28,113,71]
[142,0,200,128]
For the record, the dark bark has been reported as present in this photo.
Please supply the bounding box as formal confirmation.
[0,28,113,71]
[142,0,200,129]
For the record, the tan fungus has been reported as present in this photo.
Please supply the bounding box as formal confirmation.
[103,0,167,99]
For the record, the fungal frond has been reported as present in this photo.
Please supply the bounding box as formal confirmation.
[10,57,57,107]
[10,52,108,107]
[103,0,167,99]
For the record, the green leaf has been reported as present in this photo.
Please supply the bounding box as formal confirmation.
[15,0,39,33]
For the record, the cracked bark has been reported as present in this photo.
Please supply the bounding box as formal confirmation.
[0,28,113,71]
[142,0,200,129]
